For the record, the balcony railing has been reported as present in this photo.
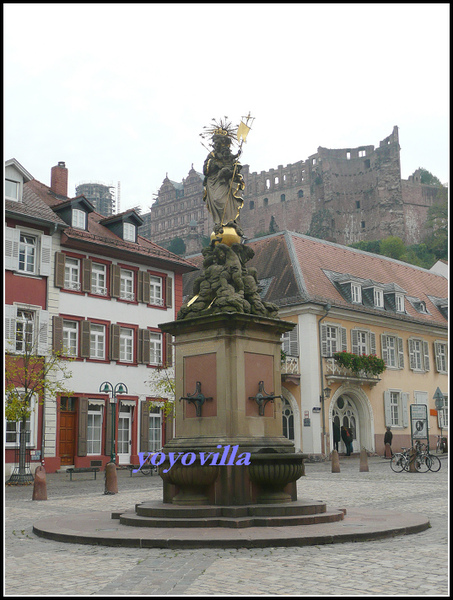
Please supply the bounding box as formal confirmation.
[281,356,300,384]
[324,357,381,386]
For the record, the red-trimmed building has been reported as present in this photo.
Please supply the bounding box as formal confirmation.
[5,159,196,475]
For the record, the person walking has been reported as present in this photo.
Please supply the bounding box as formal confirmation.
[341,425,351,456]
[384,426,393,457]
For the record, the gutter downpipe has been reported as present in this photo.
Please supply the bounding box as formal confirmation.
[318,303,331,456]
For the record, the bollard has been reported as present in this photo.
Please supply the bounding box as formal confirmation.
[384,443,392,459]
[32,465,48,500]
[331,449,340,473]
[359,448,369,472]
[104,461,118,495]
[408,447,417,473]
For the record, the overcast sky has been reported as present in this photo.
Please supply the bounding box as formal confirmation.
[4,3,450,214]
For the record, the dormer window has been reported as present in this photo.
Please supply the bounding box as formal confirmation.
[6,179,20,201]
[395,294,405,313]
[72,208,86,229]
[123,222,136,242]
[351,284,362,304]
[373,288,384,308]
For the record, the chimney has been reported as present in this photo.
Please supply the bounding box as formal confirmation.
[50,161,68,197]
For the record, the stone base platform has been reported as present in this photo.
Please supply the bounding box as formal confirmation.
[32,503,430,549]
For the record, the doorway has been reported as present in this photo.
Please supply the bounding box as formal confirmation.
[117,406,131,464]
[332,395,360,453]
[59,397,76,465]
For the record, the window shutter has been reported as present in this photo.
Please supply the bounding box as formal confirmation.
[381,335,389,365]
[434,342,441,372]
[340,327,347,352]
[351,329,359,354]
[39,234,52,276]
[408,339,416,370]
[397,337,404,369]
[110,324,120,360]
[166,333,173,367]
[369,332,376,355]
[37,310,49,356]
[52,316,64,354]
[110,264,121,298]
[78,398,88,457]
[166,276,173,308]
[80,320,91,358]
[402,392,409,428]
[104,402,112,456]
[142,329,150,364]
[54,252,66,288]
[5,227,20,271]
[81,259,92,293]
[137,271,143,303]
[140,401,150,452]
[423,341,430,372]
[383,391,392,427]
[289,328,299,357]
[5,304,17,352]
[142,271,150,304]
[321,324,328,357]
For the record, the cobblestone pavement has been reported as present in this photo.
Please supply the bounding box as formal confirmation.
[4,456,449,596]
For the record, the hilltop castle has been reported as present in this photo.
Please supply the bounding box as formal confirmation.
[139,126,443,253]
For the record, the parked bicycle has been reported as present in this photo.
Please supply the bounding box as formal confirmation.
[414,441,442,472]
[136,450,162,475]
[390,446,429,473]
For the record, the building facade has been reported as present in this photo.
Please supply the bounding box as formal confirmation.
[5,160,196,475]
[183,231,448,457]
[140,127,444,252]
[75,182,116,217]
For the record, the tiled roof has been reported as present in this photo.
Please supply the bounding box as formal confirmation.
[24,178,197,273]
[182,231,448,326]
[5,185,67,227]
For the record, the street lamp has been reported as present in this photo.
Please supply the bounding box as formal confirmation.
[99,382,128,463]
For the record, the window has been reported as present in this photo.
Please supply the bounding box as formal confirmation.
[358,150,366,158]
[90,324,106,360]
[434,341,448,373]
[15,309,35,353]
[381,334,404,369]
[91,263,107,296]
[120,269,135,301]
[19,234,37,274]
[396,294,405,313]
[374,288,384,308]
[63,320,78,357]
[384,390,409,428]
[352,328,376,356]
[356,201,361,209]
[346,152,351,160]
[298,190,304,198]
[280,194,286,202]
[5,393,36,447]
[281,328,298,357]
[123,223,136,242]
[266,179,270,189]
[72,209,86,229]
[321,324,347,357]
[148,408,162,451]
[249,201,255,210]
[149,332,163,365]
[263,198,269,206]
[408,338,429,372]
[437,396,448,430]
[149,276,164,306]
[64,257,81,291]
[282,398,294,441]
[87,404,103,454]
[6,179,20,201]
[120,327,134,362]
[351,284,362,304]
[361,221,366,229]
[274,176,279,185]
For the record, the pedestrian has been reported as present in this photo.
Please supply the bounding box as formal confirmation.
[384,426,393,457]
[347,427,354,456]
[341,425,351,456]
[333,421,341,451]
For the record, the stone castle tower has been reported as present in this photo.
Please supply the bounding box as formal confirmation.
[139,127,443,252]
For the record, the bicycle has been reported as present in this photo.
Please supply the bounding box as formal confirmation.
[414,441,441,472]
[136,450,162,475]
[390,446,430,473]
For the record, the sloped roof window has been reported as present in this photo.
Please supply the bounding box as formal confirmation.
[72,208,86,229]
[6,179,20,202]
[123,222,136,242]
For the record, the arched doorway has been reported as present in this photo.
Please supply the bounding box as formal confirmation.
[329,386,375,454]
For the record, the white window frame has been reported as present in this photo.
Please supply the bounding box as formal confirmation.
[352,328,376,357]
[351,284,362,304]
[384,389,409,428]
[321,323,347,357]
[120,269,135,301]
[64,257,81,291]
[434,341,448,374]
[123,222,136,242]
[120,327,134,362]
[18,233,37,274]
[409,338,430,372]
[15,309,35,353]
[91,263,107,296]
[381,334,404,369]
[72,208,86,229]
[149,332,163,366]
[5,393,38,448]
[395,294,405,313]
[148,408,162,452]
[374,287,384,308]
[90,324,106,360]
[5,178,20,201]
[149,275,164,306]
[87,404,103,455]
[63,320,78,357]
[5,304,49,356]
[5,227,52,276]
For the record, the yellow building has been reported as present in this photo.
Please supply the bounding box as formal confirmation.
[183,231,448,457]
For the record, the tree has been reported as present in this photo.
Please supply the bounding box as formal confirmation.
[167,237,186,256]
[379,236,406,260]
[5,333,73,484]
[349,240,382,254]
[424,199,448,260]
[417,168,443,187]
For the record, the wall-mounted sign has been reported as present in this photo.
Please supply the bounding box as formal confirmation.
[312,407,321,413]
